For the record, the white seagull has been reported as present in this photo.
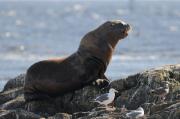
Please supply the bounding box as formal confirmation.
[93,88,118,107]
[126,107,144,119]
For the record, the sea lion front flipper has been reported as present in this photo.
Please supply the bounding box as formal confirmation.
[93,75,110,89]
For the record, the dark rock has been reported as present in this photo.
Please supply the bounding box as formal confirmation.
[0,96,25,110]
[25,99,57,117]
[47,113,72,119]
[25,86,103,116]
[0,64,179,119]
[73,112,91,118]
[148,102,180,119]
[112,65,180,111]
[2,74,25,92]
[0,87,23,105]
[74,107,128,119]
[0,109,42,119]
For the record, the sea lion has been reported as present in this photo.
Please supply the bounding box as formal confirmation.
[24,20,130,101]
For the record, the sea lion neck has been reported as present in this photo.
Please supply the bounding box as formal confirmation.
[77,48,108,72]
[78,31,116,68]
[93,30,120,49]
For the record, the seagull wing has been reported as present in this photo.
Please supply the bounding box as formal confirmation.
[126,110,143,118]
[95,93,109,102]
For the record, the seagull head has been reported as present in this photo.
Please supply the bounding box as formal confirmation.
[109,88,118,93]
[137,107,144,112]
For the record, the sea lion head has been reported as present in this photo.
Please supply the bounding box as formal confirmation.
[80,20,130,50]
[79,20,130,65]
[94,20,130,42]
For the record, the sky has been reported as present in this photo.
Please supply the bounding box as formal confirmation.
[0,0,180,1]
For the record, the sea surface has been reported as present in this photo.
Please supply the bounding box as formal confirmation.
[0,0,180,90]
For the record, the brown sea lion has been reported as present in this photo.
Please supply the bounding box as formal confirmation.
[24,20,130,101]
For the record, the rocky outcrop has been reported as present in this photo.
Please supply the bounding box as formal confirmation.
[2,74,25,92]
[0,109,42,119]
[0,64,180,119]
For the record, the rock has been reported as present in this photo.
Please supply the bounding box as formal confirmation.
[72,112,91,119]
[0,109,42,119]
[0,87,23,105]
[0,96,25,110]
[0,74,25,105]
[73,107,128,119]
[25,99,57,117]
[112,65,180,110]
[0,64,179,119]
[25,86,103,116]
[148,102,180,119]
[47,113,72,119]
[2,74,25,92]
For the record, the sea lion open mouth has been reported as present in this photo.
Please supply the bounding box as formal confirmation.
[120,24,130,38]
[124,24,131,34]
[123,23,131,37]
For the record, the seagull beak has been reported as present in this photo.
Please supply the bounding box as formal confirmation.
[115,89,118,93]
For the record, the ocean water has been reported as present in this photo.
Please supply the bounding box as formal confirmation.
[0,1,180,90]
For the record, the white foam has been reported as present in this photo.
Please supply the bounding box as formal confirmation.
[0,53,65,61]
[0,53,159,62]
[169,26,178,32]
[15,19,24,26]
[112,54,158,61]
[91,12,101,20]
[7,10,16,17]
[73,4,85,12]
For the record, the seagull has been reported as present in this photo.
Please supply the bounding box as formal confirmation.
[93,88,118,107]
[150,82,169,102]
[126,107,144,119]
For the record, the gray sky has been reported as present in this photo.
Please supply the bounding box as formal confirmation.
[0,0,180,1]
